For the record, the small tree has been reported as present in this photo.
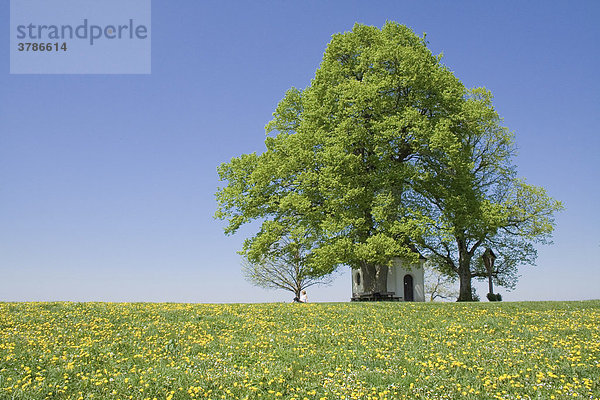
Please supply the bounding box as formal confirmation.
[242,229,332,300]
[424,263,458,301]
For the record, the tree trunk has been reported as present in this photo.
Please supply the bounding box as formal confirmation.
[456,240,473,301]
[376,264,389,293]
[359,262,389,294]
[457,268,473,301]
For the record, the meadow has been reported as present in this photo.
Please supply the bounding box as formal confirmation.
[0,301,598,400]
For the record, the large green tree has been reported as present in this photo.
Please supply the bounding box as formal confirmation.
[412,89,563,301]
[216,22,467,294]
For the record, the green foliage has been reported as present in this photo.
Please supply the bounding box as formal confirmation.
[216,22,467,277]
[412,88,563,299]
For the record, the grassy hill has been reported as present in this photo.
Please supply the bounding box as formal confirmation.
[1,301,598,399]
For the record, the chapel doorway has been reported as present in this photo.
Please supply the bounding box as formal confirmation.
[404,274,414,302]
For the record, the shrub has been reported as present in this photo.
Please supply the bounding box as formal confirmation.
[487,293,503,302]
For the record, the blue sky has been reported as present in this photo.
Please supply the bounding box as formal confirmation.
[1,1,598,303]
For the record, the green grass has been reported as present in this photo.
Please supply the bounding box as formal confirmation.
[1,301,599,399]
